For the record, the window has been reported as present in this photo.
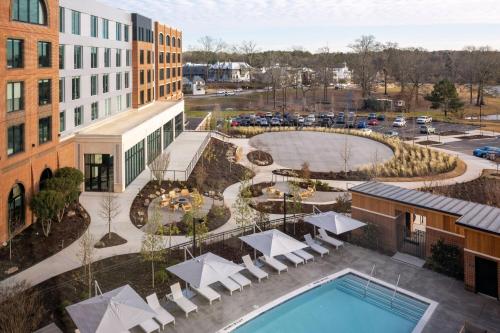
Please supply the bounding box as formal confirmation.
[166,35,170,46]
[104,48,111,67]
[159,33,164,45]
[140,70,144,85]
[59,78,64,102]
[147,70,151,83]
[163,120,173,148]
[116,95,122,112]
[103,74,109,93]
[178,81,181,91]
[147,128,161,163]
[147,88,151,102]
[90,15,98,38]
[72,10,80,35]
[102,19,109,39]
[60,111,65,132]
[59,7,65,33]
[59,45,64,69]
[91,47,98,68]
[166,52,170,63]
[91,102,98,120]
[178,67,181,77]
[126,93,131,108]
[159,69,164,80]
[159,52,164,64]
[178,38,181,49]
[7,124,24,156]
[7,38,24,68]
[175,113,183,137]
[125,140,145,186]
[178,53,181,63]
[172,53,176,63]
[124,25,129,42]
[74,106,83,126]
[125,72,130,89]
[11,0,47,25]
[38,79,51,105]
[159,85,164,97]
[38,41,51,67]
[74,45,82,69]
[91,75,98,96]
[167,68,170,79]
[7,82,24,112]
[116,49,121,67]
[140,50,144,65]
[140,90,144,105]
[147,51,151,64]
[8,184,25,232]
[166,83,171,94]
[72,77,80,100]
[38,116,52,144]
[116,73,121,90]
[126,49,131,66]
[173,67,176,78]
[104,98,111,116]
[116,22,122,41]
[172,37,176,47]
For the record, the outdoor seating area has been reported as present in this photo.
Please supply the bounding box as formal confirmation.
[158,188,194,213]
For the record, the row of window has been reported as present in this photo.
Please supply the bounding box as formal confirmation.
[158,33,181,48]
[158,67,182,80]
[60,93,132,132]
[7,116,52,156]
[60,7,130,42]
[7,38,52,69]
[7,80,52,112]
[158,52,181,64]
[158,81,182,98]
[60,45,132,70]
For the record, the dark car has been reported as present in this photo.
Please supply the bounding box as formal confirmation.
[239,119,251,126]
[336,117,345,124]
[377,114,386,121]
[321,118,333,127]
[357,121,368,129]
[367,113,377,120]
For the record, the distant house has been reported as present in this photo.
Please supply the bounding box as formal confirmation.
[208,62,252,82]
[183,63,209,81]
[182,76,205,95]
[332,62,352,82]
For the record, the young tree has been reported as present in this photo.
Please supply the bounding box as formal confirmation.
[99,191,120,240]
[78,229,95,298]
[187,216,209,254]
[232,173,256,229]
[30,190,65,237]
[194,165,208,191]
[288,182,303,233]
[425,80,464,117]
[300,162,311,182]
[0,281,43,332]
[141,206,165,288]
[149,152,171,186]
[340,135,352,174]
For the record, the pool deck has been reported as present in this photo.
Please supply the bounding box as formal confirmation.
[141,243,500,333]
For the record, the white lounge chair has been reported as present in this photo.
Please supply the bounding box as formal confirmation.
[242,255,269,282]
[282,252,304,267]
[219,277,242,295]
[293,249,314,262]
[304,234,329,257]
[139,318,160,333]
[190,285,221,305]
[230,272,252,289]
[169,283,198,318]
[317,228,344,249]
[146,293,175,329]
[259,256,288,274]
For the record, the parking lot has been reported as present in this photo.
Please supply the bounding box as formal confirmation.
[440,136,500,156]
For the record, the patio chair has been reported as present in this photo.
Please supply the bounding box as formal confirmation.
[230,272,252,289]
[146,293,175,329]
[182,203,192,213]
[259,256,288,274]
[293,249,314,262]
[190,285,221,305]
[218,277,242,295]
[139,318,160,333]
[242,255,269,282]
[169,283,198,318]
[304,234,329,257]
[168,190,177,199]
[317,229,344,249]
[282,252,305,267]
[180,189,190,197]
[169,203,179,212]
[159,195,170,208]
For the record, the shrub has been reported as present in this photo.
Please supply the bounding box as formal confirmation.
[426,239,463,279]
[54,167,84,188]
[30,190,65,237]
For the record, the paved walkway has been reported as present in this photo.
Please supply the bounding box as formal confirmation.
[1,130,496,289]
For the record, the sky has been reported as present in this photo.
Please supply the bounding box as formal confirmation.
[101,0,500,53]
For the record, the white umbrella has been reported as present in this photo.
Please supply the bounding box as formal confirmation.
[239,229,307,257]
[304,211,366,235]
[167,252,243,288]
[66,284,156,333]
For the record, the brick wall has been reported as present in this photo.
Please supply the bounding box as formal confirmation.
[351,207,399,254]
[426,227,465,259]
[464,251,500,298]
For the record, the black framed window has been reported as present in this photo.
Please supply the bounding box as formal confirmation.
[59,6,65,33]
[147,51,151,64]
[91,47,98,68]
[140,70,144,85]
[140,50,144,64]
[175,113,183,137]
[125,140,145,186]
[7,39,23,68]
[159,69,164,81]
[59,78,64,102]
[72,77,80,100]
[102,18,109,39]
[116,73,121,90]
[74,45,82,69]
[166,83,171,94]
[60,111,65,132]
[116,49,121,67]
[8,184,25,233]
[124,25,129,42]
[72,10,80,35]
[125,72,130,89]
[159,33,164,45]
[84,154,114,192]
[116,22,122,41]
[7,123,24,156]
[38,41,51,68]
[166,35,170,46]
[11,0,47,25]
[166,52,170,63]
[160,85,164,97]
[90,15,98,38]
[74,106,83,126]
[147,128,162,164]
[7,82,24,112]
[91,102,99,120]
[163,120,174,149]
[172,37,176,47]
[59,44,64,69]
[103,74,109,93]
[38,79,51,105]
[104,48,111,67]
[178,53,181,63]
[167,68,171,79]
[38,116,52,144]
[126,49,131,66]
[147,70,151,83]
[91,75,98,96]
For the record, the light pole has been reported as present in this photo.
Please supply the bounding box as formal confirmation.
[283,193,293,234]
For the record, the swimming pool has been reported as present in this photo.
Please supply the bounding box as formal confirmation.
[221,269,437,333]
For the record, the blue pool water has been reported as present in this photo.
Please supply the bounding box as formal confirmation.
[234,273,429,333]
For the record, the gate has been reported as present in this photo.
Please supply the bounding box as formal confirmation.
[397,212,426,259]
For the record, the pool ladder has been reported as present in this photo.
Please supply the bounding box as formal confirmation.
[363,265,376,297]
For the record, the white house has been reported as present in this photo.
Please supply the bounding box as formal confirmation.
[208,62,252,82]
[332,62,352,82]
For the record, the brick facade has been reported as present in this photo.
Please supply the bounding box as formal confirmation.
[464,250,500,298]
[426,227,465,260]
[154,22,182,102]
[351,207,399,254]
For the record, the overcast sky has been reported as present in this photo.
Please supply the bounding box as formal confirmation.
[101,0,500,52]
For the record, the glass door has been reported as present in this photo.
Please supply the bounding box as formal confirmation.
[84,154,114,192]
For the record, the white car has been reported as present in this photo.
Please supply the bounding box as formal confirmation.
[225,90,235,96]
[393,117,407,127]
[307,114,316,123]
[235,88,243,92]
[217,90,226,96]
[298,116,305,125]
[416,116,432,124]
[360,128,373,135]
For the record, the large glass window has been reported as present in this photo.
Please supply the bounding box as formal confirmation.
[124,25,129,42]
[104,98,111,116]
[74,45,82,69]
[126,93,131,108]
[11,0,47,25]
[116,22,122,41]
[125,140,145,187]
[84,154,114,192]
[7,82,24,112]
[7,39,23,69]
[72,77,80,100]
[116,49,121,67]
[159,52,164,64]
[59,78,64,102]
[71,10,80,35]
[147,128,161,164]
[60,111,65,132]
[91,102,98,120]
[166,35,170,46]
[7,124,24,156]
[140,50,144,65]
[59,6,65,33]
[102,18,109,39]
[38,79,51,105]
[159,33,164,45]
[91,47,98,68]
[59,44,64,69]
[125,72,130,89]
[104,48,111,67]
[175,113,183,137]
[37,41,51,68]
[38,116,52,144]
[8,184,25,234]
[126,49,131,66]
[140,70,144,85]
[116,73,121,90]
[90,15,98,38]
[103,74,109,93]
[172,37,176,47]
[91,75,98,96]
[159,69,164,81]
[74,106,83,126]
[163,120,173,149]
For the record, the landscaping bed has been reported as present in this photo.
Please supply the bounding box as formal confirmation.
[440,130,465,136]
[243,181,276,197]
[94,233,127,249]
[176,205,231,234]
[247,150,274,166]
[0,203,90,280]
[250,195,351,214]
[418,140,442,146]
[457,135,492,140]
[273,168,371,181]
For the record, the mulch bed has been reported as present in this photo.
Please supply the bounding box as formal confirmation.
[457,135,492,140]
[176,205,231,234]
[440,130,465,136]
[418,140,441,146]
[247,150,274,166]
[296,181,345,192]
[0,203,90,280]
[94,233,127,249]
[244,181,276,197]
[273,168,371,181]
[250,196,351,214]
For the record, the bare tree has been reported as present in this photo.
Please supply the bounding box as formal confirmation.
[475,47,499,106]
[239,40,259,66]
[0,281,43,332]
[349,35,381,97]
[149,152,171,186]
[340,135,352,174]
[406,48,430,107]
[78,229,95,298]
[458,46,478,104]
[99,191,120,240]
[141,206,165,288]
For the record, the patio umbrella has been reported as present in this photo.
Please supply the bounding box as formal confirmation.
[66,284,156,333]
[239,229,307,257]
[304,211,366,235]
[167,252,244,288]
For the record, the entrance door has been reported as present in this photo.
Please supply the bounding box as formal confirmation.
[475,256,498,298]
[84,154,114,192]
[397,211,426,258]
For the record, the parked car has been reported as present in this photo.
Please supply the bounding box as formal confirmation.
[360,128,373,135]
[239,119,251,126]
[307,114,316,123]
[377,114,386,121]
[385,130,399,138]
[270,118,281,126]
[416,116,433,124]
[230,118,240,127]
[357,121,368,129]
[473,146,500,158]
[367,113,377,120]
[336,117,345,124]
[225,90,235,96]
[393,117,407,127]
[321,117,333,127]
[235,87,243,92]
[260,118,269,126]
[420,125,436,134]
[368,119,379,126]
[298,116,305,125]
[347,117,356,128]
